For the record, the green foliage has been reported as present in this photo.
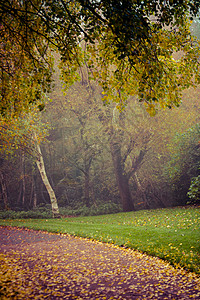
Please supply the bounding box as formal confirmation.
[164,124,200,204]
[0,108,50,156]
[60,202,122,217]
[0,203,122,219]
[0,5,53,119]
[1,0,200,116]
[0,207,199,274]
[187,175,200,204]
[0,208,52,220]
[86,18,200,113]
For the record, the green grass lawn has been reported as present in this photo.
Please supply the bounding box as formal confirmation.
[0,206,199,274]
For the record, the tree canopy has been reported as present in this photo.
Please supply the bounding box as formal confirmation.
[1,0,200,116]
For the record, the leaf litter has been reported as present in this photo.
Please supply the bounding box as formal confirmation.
[0,226,199,299]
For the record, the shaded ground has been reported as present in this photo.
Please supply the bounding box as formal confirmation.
[0,226,199,299]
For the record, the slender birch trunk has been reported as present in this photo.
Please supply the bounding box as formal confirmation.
[35,140,60,218]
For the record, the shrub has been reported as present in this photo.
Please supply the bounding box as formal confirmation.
[59,202,122,217]
[0,208,52,219]
[164,124,200,205]
[0,202,122,219]
[187,175,200,204]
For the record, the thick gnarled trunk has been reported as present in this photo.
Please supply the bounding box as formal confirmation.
[97,105,135,212]
[35,141,60,218]
[110,137,135,212]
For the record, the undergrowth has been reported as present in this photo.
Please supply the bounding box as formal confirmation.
[0,202,122,219]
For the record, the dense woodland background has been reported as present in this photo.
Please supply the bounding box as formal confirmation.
[0,4,200,216]
[0,62,199,214]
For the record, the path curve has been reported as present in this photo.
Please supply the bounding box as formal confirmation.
[0,226,199,299]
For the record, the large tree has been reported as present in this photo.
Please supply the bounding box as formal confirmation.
[1,0,200,116]
[0,109,60,217]
[58,63,154,211]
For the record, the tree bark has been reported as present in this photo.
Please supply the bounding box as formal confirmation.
[21,153,25,208]
[35,141,60,218]
[110,137,135,212]
[84,171,90,207]
[16,153,26,208]
[0,171,9,209]
[83,155,93,207]
[32,177,37,209]
[30,174,37,209]
[96,104,135,212]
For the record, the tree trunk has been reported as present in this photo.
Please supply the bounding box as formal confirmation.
[35,141,60,218]
[17,154,26,208]
[30,174,37,209]
[17,182,23,207]
[32,176,37,209]
[96,104,135,212]
[21,153,25,208]
[0,171,9,209]
[84,171,90,207]
[110,137,135,212]
[83,157,93,207]
[79,156,93,207]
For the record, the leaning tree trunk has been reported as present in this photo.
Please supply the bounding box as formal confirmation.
[110,137,135,212]
[35,141,60,218]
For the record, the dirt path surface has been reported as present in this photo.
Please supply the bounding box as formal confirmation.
[0,226,199,299]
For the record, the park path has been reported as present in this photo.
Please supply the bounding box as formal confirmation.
[0,226,199,299]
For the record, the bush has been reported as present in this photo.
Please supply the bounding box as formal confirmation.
[0,207,52,219]
[187,175,200,204]
[0,202,122,219]
[90,202,122,216]
[164,124,200,205]
[59,202,122,217]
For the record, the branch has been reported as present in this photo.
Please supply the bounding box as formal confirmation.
[60,0,93,43]
[127,148,148,179]
[123,137,135,163]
